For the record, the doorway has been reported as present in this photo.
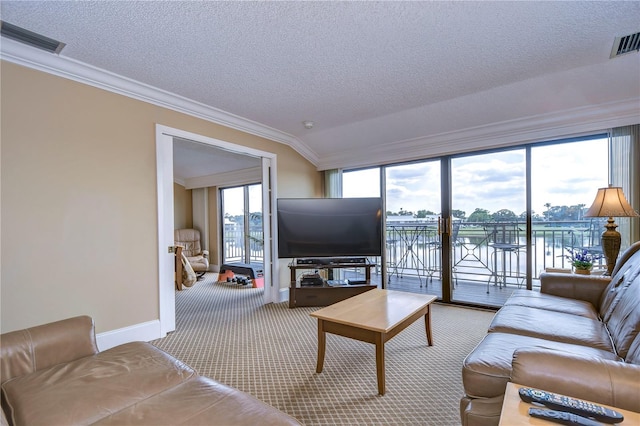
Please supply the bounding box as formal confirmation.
[156,125,278,336]
[221,184,264,265]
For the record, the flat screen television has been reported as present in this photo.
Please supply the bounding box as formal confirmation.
[277,197,383,259]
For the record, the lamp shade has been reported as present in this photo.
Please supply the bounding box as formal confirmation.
[584,186,639,218]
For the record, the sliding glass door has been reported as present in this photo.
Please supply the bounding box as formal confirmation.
[385,161,443,297]
[450,150,526,306]
[339,135,610,308]
[530,139,608,274]
[221,184,263,264]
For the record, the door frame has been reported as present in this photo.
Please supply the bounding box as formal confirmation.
[156,124,278,335]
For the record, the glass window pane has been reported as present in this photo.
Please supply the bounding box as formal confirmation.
[222,184,264,264]
[222,187,244,263]
[386,161,441,217]
[248,184,263,263]
[337,135,611,309]
[343,168,381,198]
[452,150,526,220]
[451,149,526,307]
[531,138,608,273]
[385,160,442,298]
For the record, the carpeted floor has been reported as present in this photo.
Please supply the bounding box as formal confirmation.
[151,273,494,425]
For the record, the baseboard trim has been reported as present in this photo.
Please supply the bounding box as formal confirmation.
[279,287,290,304]
[96,320,163,351]
[97,288,289,351]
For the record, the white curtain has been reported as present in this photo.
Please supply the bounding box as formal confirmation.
[609,124,640,248]
[323,169,343,198]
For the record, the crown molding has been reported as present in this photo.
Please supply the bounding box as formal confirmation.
[317,97,640,171]
[0,38,320,166]
[4,38,638,173]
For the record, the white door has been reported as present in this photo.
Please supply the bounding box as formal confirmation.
[155,125,278,336]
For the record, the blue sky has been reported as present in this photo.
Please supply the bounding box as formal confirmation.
[344,137,608,218]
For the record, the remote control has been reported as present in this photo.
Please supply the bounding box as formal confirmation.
[519,387,624,424]
[529,408,604,426]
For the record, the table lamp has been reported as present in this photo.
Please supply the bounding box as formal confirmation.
[584,185,639,275]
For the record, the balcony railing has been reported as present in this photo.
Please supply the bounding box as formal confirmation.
[223,219,606,286]
[223,225,265,264]
[384,219,606,288]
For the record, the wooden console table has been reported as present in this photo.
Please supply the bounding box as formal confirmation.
[288,261,376,308]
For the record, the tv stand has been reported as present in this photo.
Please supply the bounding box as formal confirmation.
[288,260,377,308]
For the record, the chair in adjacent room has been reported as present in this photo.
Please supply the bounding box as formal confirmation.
[174,228,210,278]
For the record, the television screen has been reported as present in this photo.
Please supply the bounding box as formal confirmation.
[277,197,383,259]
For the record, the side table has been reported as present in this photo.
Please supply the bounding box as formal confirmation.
[499,383,640,425]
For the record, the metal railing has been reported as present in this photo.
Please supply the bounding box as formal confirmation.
[222,219,607,286]
[384,219,606,287]
[223,225,264,264]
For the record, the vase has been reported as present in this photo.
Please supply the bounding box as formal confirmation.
[574,268,591,275]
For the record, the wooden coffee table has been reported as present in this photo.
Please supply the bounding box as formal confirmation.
[310,289,437,395]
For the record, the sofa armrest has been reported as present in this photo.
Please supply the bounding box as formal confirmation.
[202,250,209,259]
[0,316,98,384]
[460,395,504,426]
[539,272,610,307]
[511,348,640,413]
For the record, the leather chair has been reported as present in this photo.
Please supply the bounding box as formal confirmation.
[174,229,209,277]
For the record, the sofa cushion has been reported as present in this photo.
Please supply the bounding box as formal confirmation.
[511,348,640,413]
[186,254,209,273]
[539,273,610,308]
[462,332,620,399]
[1,342,195,426]
[487,305,614,352]
[599,244,640,319]
[460,395,503,426]
[0,315,98,383]
[502,289,599,319]
[599,269,637,324]
[625,333,640,364]
[604,264,640,359]
[93,376,300,425]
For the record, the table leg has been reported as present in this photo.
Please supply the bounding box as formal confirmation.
[424,306,433,346]
[316,319,326,373]
[375,333,385,395]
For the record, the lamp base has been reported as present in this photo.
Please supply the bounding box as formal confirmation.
[601,216,621,276]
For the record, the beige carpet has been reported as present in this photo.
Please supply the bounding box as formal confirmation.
[151,273,494,425]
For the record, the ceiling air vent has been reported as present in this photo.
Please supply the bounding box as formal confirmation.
[610,32,640,59]
[1,21,66,54]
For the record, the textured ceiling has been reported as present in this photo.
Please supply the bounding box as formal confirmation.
[173,138,260,183]
[1,1,639,175]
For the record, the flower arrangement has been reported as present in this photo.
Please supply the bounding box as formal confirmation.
[565,248,594,270]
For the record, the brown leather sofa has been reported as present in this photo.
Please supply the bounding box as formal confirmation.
[460,241,640,426]
[0,316,300,426]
